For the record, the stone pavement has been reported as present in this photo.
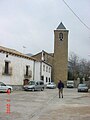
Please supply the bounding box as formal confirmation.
[0,88,90,120]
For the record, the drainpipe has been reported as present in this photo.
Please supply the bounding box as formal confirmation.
[40,61,42,80]
[33,60,35,80]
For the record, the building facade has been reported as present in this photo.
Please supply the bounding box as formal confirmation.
[33,22,69,84]
[0,22,68,88]
[34,60,52,84]
[40,61,52,84]
[53,22,68,83]
[0,46,51,89]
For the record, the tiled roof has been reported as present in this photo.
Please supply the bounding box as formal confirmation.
[32,50,54,57]
[0,46,36,61]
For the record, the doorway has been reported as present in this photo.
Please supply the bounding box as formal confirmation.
[23,79,29,85]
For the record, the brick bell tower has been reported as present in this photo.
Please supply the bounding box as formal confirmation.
[53,22,69,84]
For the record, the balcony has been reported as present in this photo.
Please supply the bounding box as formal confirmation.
[2,67,12,76]
[24,70,32,78]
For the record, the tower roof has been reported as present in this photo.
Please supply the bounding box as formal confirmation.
[57,22,66,30]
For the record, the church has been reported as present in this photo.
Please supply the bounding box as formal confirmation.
[0,22,68,89]
[32,22,69,84]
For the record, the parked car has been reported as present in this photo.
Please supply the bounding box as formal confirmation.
[46,82,56,89]
[77,84,88,92]
[67,81,74,88]
[23,80,45,91]
[0,82,13,93]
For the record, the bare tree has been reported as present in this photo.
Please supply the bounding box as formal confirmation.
[68,52,90,82]
[68,52,79,80]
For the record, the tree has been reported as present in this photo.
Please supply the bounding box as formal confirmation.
[68,52,90,82]
[68,52,79,80]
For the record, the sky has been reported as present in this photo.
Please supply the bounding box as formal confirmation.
[0,0,90,60]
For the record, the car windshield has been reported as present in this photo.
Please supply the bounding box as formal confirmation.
[48,82,54,85]
[29,81,35,85]
[0,82,6,86]
[67,82,73,84]
[79,84,87,87]
[67,81,74,84]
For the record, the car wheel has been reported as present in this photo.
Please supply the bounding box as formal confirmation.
[7,88,11,93]
[32,88,35,91]
[41,87,44,91]
[86,90,88,92]
[78,90,80,92]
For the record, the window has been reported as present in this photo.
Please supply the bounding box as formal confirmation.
[6,54,8,57]
[46,66,48,72]
[41,76,44,80]
[29,81,35,85]
[0,82,6,86]
[3,61,12,75]
[59,33,63,41]
[24,65,31,78]
[4,61,9,74]
[46,77,48,82]
[49,78,50,82]
[43,65,45,71]
[49,67,51,73]
[36,82,39,85]
[26,66,29,76]
[40,81,44,85]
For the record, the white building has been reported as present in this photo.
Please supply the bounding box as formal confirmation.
[34,61,52,84]
[40,61,52,84]
[0,46,51,90]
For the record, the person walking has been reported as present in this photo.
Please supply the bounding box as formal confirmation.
[58,80,64,98]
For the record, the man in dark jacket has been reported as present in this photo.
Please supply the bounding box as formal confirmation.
[58,80,64,98]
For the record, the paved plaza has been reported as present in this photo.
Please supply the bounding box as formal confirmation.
[0,88,90,120]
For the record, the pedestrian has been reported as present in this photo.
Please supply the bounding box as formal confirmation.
[58,80,64,98]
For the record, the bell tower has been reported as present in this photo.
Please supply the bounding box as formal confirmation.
[53,22,69,83]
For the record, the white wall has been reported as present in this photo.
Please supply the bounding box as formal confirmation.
[0,52,34,85]
[41,62,51,84]
[34,61,41,81]
[0,52,52,86]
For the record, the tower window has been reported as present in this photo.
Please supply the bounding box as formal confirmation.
[59,33,63,41]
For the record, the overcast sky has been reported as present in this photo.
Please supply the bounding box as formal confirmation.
[0,0,90,60]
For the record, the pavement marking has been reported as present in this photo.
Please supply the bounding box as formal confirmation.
[29,92,58,120]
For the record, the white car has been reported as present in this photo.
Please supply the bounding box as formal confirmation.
[67,81,74,88]
[78,84,88,92]
[46,82,56,89]
[0,82,13,93]
[23,80,45,91]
